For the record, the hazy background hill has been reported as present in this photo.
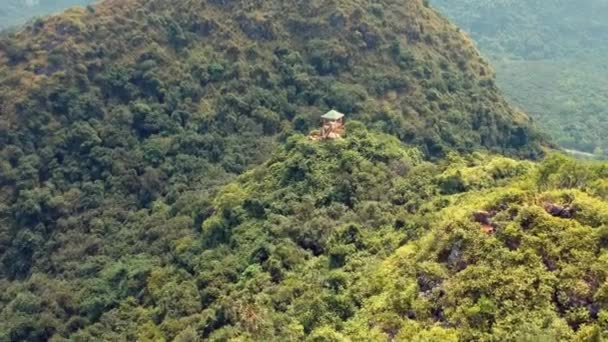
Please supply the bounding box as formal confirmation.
[0,0,547,339]
[432,0,608,157]
[0,0,94,31]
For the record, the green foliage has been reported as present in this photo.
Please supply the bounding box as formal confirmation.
[0,122,603,340]
[0,0,596,340]
[431,0,608,60]
[432,0,608,157]
[494,58,608,157]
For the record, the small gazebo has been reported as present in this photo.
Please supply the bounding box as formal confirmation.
[320,110,345,139]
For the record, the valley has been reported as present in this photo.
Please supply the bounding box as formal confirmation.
[432,0,608,158]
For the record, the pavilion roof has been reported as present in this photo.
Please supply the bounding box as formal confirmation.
[321,110,345,121]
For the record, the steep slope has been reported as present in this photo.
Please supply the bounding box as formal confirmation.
[495,56,608,157]
[2,124,604,340]
[0,0,94,31]
[431,0,608,60]
[0,0,552,340]
[0,0,542,156]
[431,0,608,157]
[0,0,544,277]
[172,128,608,341]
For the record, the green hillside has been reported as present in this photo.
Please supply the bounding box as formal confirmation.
[3,0,606,340]
[0,0,94,31]
[2,124,607,340]
[430,0,608,60]
[0,0,543,294]
[431,0,608,157]
[495,56,608,156]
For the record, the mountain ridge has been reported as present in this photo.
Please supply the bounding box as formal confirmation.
[0,0,543,157]
[0,0,94,31]
[0,0,581,340]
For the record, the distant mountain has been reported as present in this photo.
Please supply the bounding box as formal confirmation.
[432,0,608,60]
[432,0,608,156]
[0,0,94,30]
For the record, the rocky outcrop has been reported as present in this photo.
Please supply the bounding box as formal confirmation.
[543,202,575,219]
[473,210,497,234]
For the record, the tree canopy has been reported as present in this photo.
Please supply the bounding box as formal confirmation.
[2,0,602,340]
[432,0,608,157]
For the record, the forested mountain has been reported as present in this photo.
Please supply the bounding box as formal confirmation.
[1,0,607,340]
[0,0,94,31]
[431,0,608,60]
[432,0,608,157]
